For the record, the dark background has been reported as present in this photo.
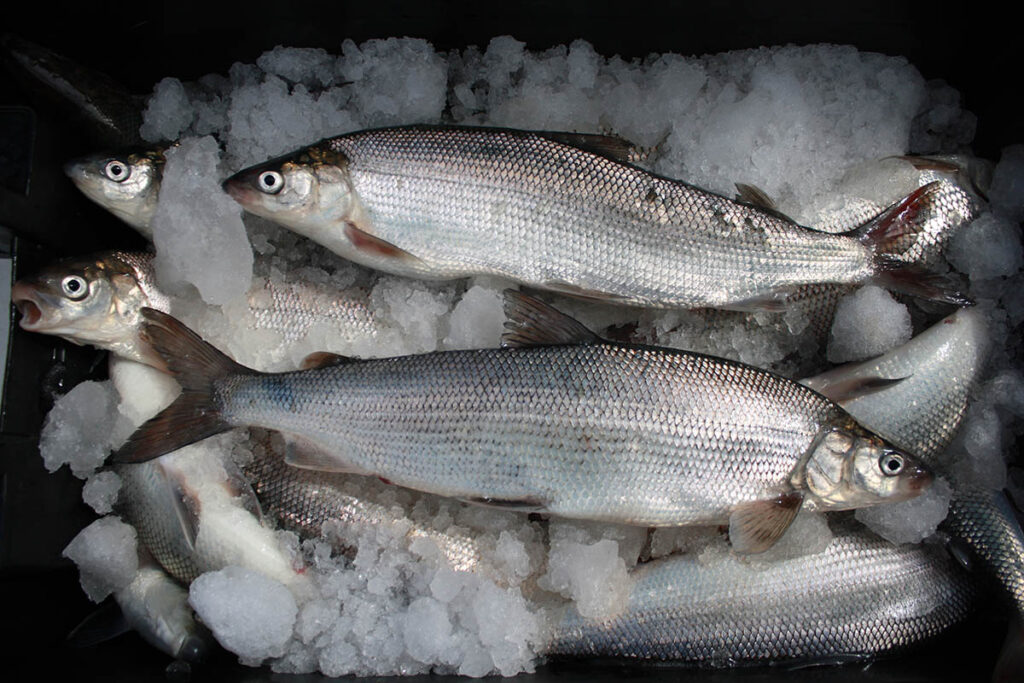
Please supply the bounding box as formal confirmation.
[0,1,1020,680]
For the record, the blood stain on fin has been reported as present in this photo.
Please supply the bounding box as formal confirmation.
[853,182,974,305]
[501,289,601,348]
[112,308,258,464]
[301,351,355,370]
[728,491,804,554]
[344,222,419,261]
[803,374,909,404]
[283,433,373,475]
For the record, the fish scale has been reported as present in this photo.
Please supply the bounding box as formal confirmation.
[330,127,870,306]
[219,343,835,525]
[545,529,974,664]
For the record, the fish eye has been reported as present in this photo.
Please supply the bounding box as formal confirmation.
[104,160,130,182]
[879,453,904,476]
[258,171,284,194]
[61,275,89,300]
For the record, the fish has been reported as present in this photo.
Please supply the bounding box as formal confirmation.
[801,307,990,459]
[64,148,166,237]
[544,526,974,665]
[10,250,380,370]
[68,551,214,663]
[222,125,970,310]
[244,428,504,579]
[801,309,1024,620]
[113,437,310,594]
[0,34,145,147]
[113,291,932,553]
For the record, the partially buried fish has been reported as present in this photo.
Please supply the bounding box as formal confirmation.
[222,125,970,310]
[545,525,974,665]
[9,250,380,370]
[64,148,167,237]
[113,290,932,553]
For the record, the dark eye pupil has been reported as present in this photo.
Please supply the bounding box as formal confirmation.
[67,279,80,292]
[111,165,122,175]
[887,459,899,471]
[262,174,276,187]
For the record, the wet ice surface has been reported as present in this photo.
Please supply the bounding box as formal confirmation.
[47,37,1024,675]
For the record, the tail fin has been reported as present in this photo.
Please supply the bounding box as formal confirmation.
[853,181,973,306]
[112,308,257,464]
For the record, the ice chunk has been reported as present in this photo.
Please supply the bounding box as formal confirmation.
[82,471,121,514]
[856,478,953,544]
[151,136,254,306]
[189,566,298,664]
[140,78,193,142]
[827,286,912,362]
[257,46,338,88]
[38,380,124,478]
[948,213,1024,280]
[538,522,630,619]
[63,517,138,602]
[109,357,179,426]
[443,283,506,350]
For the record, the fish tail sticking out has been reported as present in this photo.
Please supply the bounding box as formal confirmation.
[114,308,258,464]
[853,181,973,305]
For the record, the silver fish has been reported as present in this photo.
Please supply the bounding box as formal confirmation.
[64,148,166,236]
[545,527,973,665]
[0,34,145,147]
[10,250,380,369]
[114,437,311,594]
[114,291,932,553]
[222,125,969,310]
[802,307,990,459]
[802,309,1024,619]
[112,553,213,662]
[244,428,501,578]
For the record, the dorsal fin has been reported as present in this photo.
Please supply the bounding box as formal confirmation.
[734,182,798,224]
[301,351,355,370]
[535,131,641,165]
[501,289,601,348]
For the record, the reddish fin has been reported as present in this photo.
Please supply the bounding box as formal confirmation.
[854,182,973,305]
[112,308,257,464]
[343,222,418,261]
[301,351,354,370]
[728,491,804,554]
[501,289,600,348]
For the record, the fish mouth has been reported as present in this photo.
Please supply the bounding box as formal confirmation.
[11,282,43,329]
[222,174,257,206]
[903,463,934,494]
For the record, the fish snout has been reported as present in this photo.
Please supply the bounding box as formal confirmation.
[222,174,258,206]
[11,280,44,329]
[902,461,934,494]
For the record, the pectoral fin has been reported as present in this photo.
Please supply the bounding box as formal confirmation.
[801,373,909,403]
[728,491,804,554]
[344,222,420,262]
[462,495,547,512]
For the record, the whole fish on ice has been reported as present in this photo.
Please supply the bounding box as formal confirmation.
[113,291,932,552]
[223,125,970,310]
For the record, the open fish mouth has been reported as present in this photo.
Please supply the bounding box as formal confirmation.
[11,282,43,329]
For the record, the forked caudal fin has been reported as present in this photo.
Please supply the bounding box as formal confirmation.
[112,308,258,464]
[853,181,973,306]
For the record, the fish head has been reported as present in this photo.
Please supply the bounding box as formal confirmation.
[222,145,354,238]
[64,148,164,233]
[11,251,169,365]
[801,421,933,509]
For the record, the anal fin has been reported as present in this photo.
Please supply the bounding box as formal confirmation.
[728,491,804,554]
[462,495,547,512]
[501,289,601,348]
